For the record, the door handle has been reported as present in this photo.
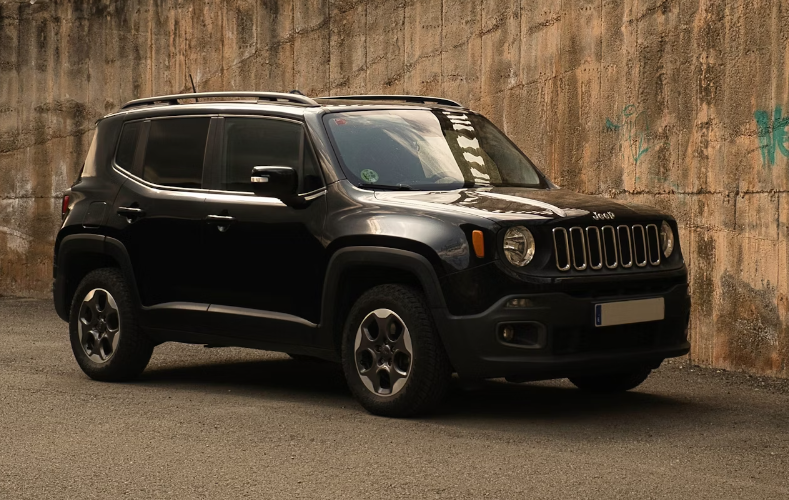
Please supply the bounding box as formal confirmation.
[205,215,236,223]
[117,206,146,221]
[206,214,236,232]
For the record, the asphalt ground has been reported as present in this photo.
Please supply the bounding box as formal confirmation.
[1,298,787,499]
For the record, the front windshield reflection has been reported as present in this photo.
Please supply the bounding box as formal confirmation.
[323,109,547,191]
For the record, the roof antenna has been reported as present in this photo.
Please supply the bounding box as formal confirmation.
[189,74,198,102]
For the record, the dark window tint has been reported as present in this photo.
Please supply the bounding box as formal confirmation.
[302,143,323,193]
[142,118,210,189]
[116,121,141,171]
[221,118,322,193]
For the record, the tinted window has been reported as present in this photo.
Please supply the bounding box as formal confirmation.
[116,121,141,171]
[221,118,322,193]
[324,110,545,190]
[142,118,210,189]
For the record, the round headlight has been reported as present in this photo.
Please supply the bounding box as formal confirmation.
[660,221,674,258]
[503,226,535,266]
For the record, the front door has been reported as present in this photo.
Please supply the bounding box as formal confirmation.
[200,116,327,344]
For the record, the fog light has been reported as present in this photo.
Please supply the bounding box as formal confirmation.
[501,325,514,341]
[499,323,545,349]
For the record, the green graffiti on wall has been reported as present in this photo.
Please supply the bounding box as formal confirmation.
[605,104,653,164]
[754,106,789,165]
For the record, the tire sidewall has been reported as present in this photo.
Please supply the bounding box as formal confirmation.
[341,287,436,413]
[69,269,147,379]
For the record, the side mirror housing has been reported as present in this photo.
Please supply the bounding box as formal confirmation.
[250,166,297,198]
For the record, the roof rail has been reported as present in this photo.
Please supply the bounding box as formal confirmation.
[121,92,319,109]
[317,95,463,108]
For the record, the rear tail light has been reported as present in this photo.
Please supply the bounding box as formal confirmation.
[61,195,70,218]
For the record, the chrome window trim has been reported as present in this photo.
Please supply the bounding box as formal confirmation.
[569,227,587,271]
[112,164,212,197]
[552,227,571,272]
[601,225,619,269]
[646,224,661,266]
[585,226,603,270]
[632,224,648,267]
[617,225,634,268]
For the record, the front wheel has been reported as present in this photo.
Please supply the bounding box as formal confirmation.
[341,285,452,417]
[69,268,154,381]
[569,368,652,393]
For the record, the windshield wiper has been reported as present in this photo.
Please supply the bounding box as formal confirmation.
[357,183,412,191]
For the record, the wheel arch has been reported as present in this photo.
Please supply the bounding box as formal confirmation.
[319,246,448,356]
[54,235,140,321]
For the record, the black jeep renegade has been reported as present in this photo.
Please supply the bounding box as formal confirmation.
[54,92,690,417]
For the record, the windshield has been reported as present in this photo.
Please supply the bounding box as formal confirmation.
[323,109,548,190]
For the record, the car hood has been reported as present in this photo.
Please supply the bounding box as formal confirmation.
[373,187,665,223]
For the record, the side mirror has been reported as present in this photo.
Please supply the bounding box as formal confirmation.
[250,166,297,198]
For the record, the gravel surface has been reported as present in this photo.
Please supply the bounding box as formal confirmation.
[1,298,787,499]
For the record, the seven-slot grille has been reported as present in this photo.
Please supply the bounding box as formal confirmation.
[552,224,662,271]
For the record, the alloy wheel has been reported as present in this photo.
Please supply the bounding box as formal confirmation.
[77,288,121,363]
[354,308,413,396]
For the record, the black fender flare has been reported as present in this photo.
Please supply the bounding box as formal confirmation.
[53,234,140,321]
[317,246,448,350]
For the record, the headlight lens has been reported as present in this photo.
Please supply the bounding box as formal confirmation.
[503,226,535,266]
[660,221,674,258]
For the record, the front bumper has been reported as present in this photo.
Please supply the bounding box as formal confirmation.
[433,284,690,380]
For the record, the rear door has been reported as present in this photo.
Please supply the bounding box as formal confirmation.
[110,116,215,330]
[200,116,327,345]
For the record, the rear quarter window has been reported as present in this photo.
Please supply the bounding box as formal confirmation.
[115,121,142,171]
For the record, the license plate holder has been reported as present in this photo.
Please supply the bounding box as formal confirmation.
[594,298,664,327]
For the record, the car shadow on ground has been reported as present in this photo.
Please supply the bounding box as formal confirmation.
[137,356,706,430]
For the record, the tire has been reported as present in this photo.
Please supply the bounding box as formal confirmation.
[69,268,154,382]
[341,284,452,417]
[569,368,652,393]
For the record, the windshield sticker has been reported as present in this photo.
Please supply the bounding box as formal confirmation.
[360,169,379,183]
[334,118,347,125]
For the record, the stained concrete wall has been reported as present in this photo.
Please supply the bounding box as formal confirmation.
[1,0,787,376]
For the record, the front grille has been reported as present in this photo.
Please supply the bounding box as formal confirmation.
[552,224,662,271]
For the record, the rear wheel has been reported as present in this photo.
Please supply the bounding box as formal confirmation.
[69,268,154,381]
[341,284,451,417]
[569,368,652,393]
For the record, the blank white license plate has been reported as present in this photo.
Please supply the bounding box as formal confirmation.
[594,298,664,327]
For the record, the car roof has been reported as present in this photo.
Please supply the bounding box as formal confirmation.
[104,92,468,120]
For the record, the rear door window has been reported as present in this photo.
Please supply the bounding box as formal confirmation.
[142,118,210,189]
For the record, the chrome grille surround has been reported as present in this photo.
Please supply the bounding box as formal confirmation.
[617,225,633,268]
[568,227,587,271]
[632,225,648,267]
[552,227,571,271]
[601,225,618,269]
[585,227,603,270]
[552,223,664,272]
[646,224,661,266]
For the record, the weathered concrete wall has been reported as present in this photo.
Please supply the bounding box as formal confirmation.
[1,0,787,376]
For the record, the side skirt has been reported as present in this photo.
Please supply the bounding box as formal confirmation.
[144,327,339,362]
